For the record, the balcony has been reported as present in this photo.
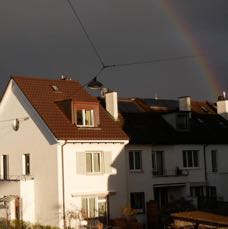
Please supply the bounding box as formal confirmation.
[152,167,189,177]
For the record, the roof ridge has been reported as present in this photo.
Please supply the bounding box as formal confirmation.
[11,75,80,84]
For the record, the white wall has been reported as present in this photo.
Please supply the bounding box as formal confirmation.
[206,145,228,201]
[0,80,60,226]
[126,144,206,198]
[57,142,127,227]
[125,144,207,223]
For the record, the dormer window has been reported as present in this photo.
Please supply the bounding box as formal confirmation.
[72,101,100,128]
[76,109,94,127]
[176,113,189,130]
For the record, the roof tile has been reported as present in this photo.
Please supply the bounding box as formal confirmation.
[12,76,128,141]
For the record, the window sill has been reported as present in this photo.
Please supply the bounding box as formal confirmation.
[86,172,103,176]
[78,127,102,130]
[182,167,201,170]
[135,209,145,214]
[129,170,144,174]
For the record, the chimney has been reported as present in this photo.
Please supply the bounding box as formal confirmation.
[178,96,191,112]
[105,91,118,120]
[217,93,228,120]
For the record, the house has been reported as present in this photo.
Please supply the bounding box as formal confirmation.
[0,76,129,228]
[112,95,228,224]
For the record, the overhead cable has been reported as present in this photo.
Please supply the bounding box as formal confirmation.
[66,0,203,79]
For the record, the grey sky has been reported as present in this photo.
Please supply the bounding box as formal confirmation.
[0,0,227,101]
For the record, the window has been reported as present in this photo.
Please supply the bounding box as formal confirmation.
[183,150,199,168]
[130,192,145,213]
[0,155,9,180]
[176,114,189,130]
[76,109,94,127]
[152,151,164,176]
[86,152,101,173]
[129,150,142,171]
[206,186,217,198]
[190,186,204,197]
[22,154,30,175]
[211,150,217,172]
[82,196,107,218]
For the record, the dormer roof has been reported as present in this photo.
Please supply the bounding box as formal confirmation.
[12,76,128,141]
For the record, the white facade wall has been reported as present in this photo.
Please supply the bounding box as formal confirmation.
[0,80,128,228]
[206,145,228,201]
[126,144,206,197]
[125,143,228,223]
[125,144,207,222]
[0,80,60,226]
[56,142,127,227]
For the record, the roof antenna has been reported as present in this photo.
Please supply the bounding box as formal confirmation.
[154,93,158,100]
[223,91,226,99]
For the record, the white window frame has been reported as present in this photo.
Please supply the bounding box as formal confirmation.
[22,154,30,175]
[183,150,199,168]
[76,109,94,127]
[129,150,142,171]
[86,152,102,174]
[81,196,106,218]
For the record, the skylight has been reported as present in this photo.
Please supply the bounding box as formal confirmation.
[197,118,204,124]
[51,85,59,91]
[201,106,208,113]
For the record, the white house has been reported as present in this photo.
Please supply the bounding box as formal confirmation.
[116,96,228,224]
[0,76,129,228]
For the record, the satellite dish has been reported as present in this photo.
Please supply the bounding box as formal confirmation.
[12,118,19,131]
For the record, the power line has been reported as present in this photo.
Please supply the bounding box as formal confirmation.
[66,0,203,80]
[66,0,105,67]
[88,54,204,79]
[107,54,204,69]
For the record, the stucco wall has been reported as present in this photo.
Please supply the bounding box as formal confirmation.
[206,145,228,201]
[57,142,127,226]
[0,80,59,226]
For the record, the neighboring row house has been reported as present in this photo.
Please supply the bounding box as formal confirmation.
[0,76,228,227]
[115,96,228,223]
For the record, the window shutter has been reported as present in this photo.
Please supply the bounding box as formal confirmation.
[76,152,86,174]
[103,152,112,174]
[22,154,25,175]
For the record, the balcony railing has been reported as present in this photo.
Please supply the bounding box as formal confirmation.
[152,168,189,177]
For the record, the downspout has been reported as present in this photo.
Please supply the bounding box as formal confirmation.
[203,144,208,183]
[61,140,67,229]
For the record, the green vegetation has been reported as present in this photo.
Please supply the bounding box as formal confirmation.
[0,219,60,229]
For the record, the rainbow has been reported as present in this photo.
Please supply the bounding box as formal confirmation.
[160,0,222,99]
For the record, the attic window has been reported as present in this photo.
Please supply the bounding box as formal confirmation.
[176,113,189,130]
[51,85,59,91]
[76,109,94,127]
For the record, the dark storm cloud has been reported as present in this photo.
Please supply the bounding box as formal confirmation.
[0,0,227,101]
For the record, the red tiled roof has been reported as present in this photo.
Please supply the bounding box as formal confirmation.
[12,76,128,141]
